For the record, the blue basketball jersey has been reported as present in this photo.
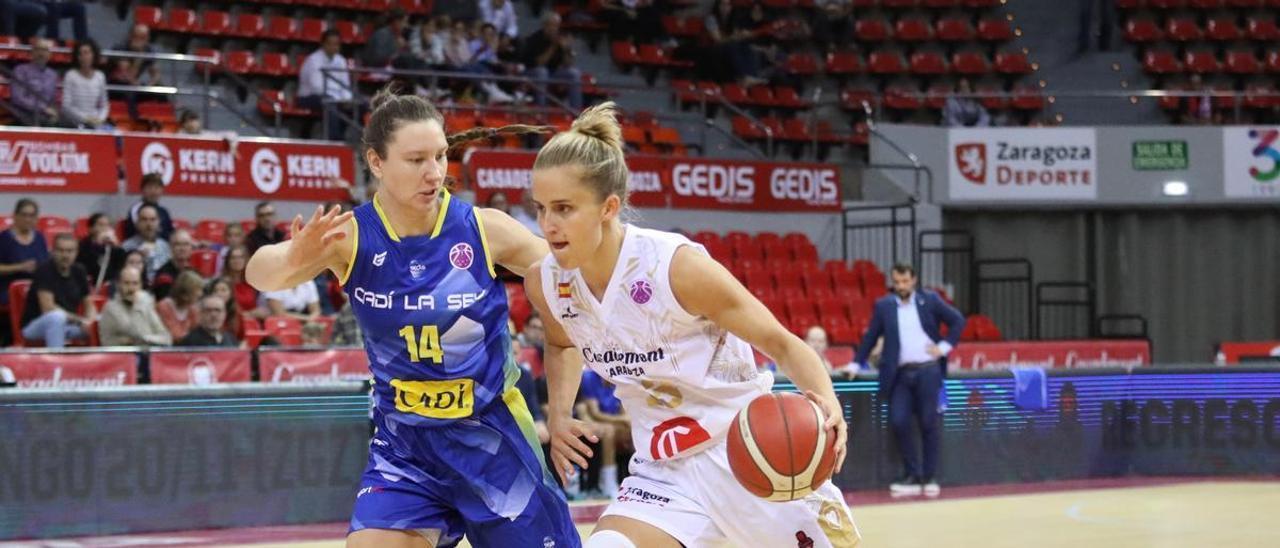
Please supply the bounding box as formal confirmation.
[342,190,517,432]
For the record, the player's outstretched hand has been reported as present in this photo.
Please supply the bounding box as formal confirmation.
[284,204,352,269]
[548,417,599,485]
[806,389,848,474]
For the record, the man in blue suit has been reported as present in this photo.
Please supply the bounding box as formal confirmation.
[854,264,965,497]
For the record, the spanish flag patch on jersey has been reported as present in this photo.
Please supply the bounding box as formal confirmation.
[558,282,572,299]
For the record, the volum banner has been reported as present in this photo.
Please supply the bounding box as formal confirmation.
[0,129,118,193]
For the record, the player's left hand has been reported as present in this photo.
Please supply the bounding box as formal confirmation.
[805,389,847,474]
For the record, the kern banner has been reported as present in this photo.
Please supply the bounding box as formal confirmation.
[149,349,252,385]
[948,128,1098,201]
[466,149,841,211]
[258,348,370,384]
[0,130,118,193]
[0,351,137,388]
[1222,127,1280,198]
[949,340,1150,370]
[121,135,354,201]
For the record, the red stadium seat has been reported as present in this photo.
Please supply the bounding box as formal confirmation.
[191,249,219,278]
[224,50,257,75]
[1269,51,1280,73]
[1247,16,1280,41]
[976,17,1013,42]
[771,260,802,286]
[1184,50,1221,74]
[200,10,232,36]
[1143,49,1183,74]
[910,51,949,75]
[732,116,768,141]
[855,19,893,42]
[951,51,991,75]
[774,86,810,109]
[803,269,833,294]
[935,17,975,42]
[1225,50,1261,74]
[1164,17,1203,42]
[808,284,835,303]
[786,299,817,324]
[1012,85,1046,111]
[841,87,876,111]
[268,17,300,42]
[37,215,71,236]
[172,218,193,233]
[611,41,639,68]
[995,51,1032,74]
[134,6,162,28]
[259,53,295,77]
[1124,18,1163,43]
[334,20,363,45]
[195,219,227,245]
[884,86,923,110]
[264,316,303,346]
[783,52,820,76]
[745,269,773,291]
[9,280,31,346]
[691,231,722,247]
[1205,16,1242,41]
[747,85,780,108]
[925,81,953,110]
[868,50,907,75]
[783,232,812,252]
[825,51,863,76]
[755,232,782,248]
[895,17,934,42]
[1244,82,1278,109]
[299,18,326,43]
[73,217,90,240]
[162,8,197,34]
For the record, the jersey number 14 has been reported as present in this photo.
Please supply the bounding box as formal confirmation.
[398,325,444,364]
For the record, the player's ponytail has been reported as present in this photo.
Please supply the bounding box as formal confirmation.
[363,82,550,159]
[533,102,630,207]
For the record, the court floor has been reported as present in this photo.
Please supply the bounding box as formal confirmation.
[3,480,1276,547]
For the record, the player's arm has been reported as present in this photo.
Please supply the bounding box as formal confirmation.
[525,263,598,483]
[478,208,548,277]
[669,246,848,472]
[246,205,353,292]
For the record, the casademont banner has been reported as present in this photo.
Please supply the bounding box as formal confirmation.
[121,135,352,201]
[466,149,841,212]
[948,340,1150,370]
[0,130,117,192]
[0,351,137,387]
[948,128,1098,201]
[149,349,252,385]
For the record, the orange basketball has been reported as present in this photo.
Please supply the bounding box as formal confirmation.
[726,392,838,502]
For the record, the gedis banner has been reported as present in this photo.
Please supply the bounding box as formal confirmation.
[949,340,1150,370]
[948,127,1098,201]
[122,135,353,201]
[466,149,841,211]
[149,349,252,385]
[0,351,137,387]
[258,348,370,384]
[0,129,117,192]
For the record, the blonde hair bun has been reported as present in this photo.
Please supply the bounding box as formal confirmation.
[569,101,623,151]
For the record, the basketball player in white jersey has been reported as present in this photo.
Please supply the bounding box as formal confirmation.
[523,102,861,548]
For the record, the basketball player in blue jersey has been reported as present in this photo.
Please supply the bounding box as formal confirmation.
[246,87,580,548]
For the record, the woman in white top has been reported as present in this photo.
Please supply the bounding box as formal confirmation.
[262,279,321,320]
[61,40,111,129]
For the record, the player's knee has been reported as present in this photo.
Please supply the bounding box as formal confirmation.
[585,530,637,548]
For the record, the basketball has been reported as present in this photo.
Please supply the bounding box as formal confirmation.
[726,392,838,502]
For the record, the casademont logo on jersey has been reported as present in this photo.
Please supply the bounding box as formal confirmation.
[0,140,91,181]
[582,347,667,377]
[650,416,711,460]
[948,128,1098,201]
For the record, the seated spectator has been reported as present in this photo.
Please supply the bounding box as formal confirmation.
[156,270,203,341]
[0,0,46,40]
[600,0,661,43]
[246,201,286,254]
[522,13,583,109]
[124,173,175,240]
[98,266,171,346]
[118,250,149,292]
[109,24,163,121]
[943,78,992,128]
[221,246,262,318]
[805,325,857,378]
[62,39,112,130]
[21,234,93,348]
[300,321,326,346]
[263,279,321,320]
[576,369,629,497]
[810,0,852,52]
[464,23,515,103]
[151,229,196,300]
[77,212,127,287]
[206,277,242,336]
[700,0,764,86]
[298,30,357,141]
[411,15,449,67]
[11,38,61,126]
[362,8,432,92]
[122,204,172,281]
[485,192,511,214]
[214,222,246,276]
[42,0,88,41]
[511,190,541,236]
[443,18,473,69]
[0,198,49,306]
[178,294,239,347]
[479,0,519,39]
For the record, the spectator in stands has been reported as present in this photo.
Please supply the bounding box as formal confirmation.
[98,266,171,347]
[411,15,449,68]
[118,250,149,293]
[246,202,286,254]
[479,0,519,39]
[151,229,195,300]
[577,368,628,497]
[109,23,163,121]
[702,0,764,86]
[206,277,241,336]
[464,23,516,103]
[222,246,261,318]
[485,192,511,214]
[300,321,326,346]
[157,270,203,341]
[600,0,662,44]
[77,212,126,287]
[805,324,856,378]
[299,30,356,141]
[331,293,362,347]
[855,263,965,497]
[21,233,94,348]
[262,278,321,320]
[1182,74,1217,125]
[443,18,473,68]
[811,0,852,52]
[122,204,172,281]
[0,199,49,306]
[177,109,202,135]
[363,8,412,69]
[42,0,88,41]
[0,0,46,40]
[125,173,176,240]
[11,38,62,127]
[178,294,239,347]
[215,223,245,276]
[62,39,112,129]
[522,12,583,109]
[510,189,541,236]
[943,79,992,128]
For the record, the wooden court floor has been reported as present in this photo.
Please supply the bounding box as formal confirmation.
[227,481,1278,548]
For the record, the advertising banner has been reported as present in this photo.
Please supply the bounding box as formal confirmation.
[466,149,841,212]
[948,340,1151,370]
[0,130,118,193]
[1222,127,1280,198]
[1131,140,1188,171]
[258,348,370,384]
[149,349,252,385]
[948,127,1098,200]
[0,351,136,387]
[1219,341,1280,364]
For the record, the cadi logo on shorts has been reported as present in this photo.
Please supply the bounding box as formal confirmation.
[650,416,711,460]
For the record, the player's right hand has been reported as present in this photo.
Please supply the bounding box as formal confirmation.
[285,204,352,269]
[548,416,598,485]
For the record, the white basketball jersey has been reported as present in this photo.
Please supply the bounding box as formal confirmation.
[539,225,773,462]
